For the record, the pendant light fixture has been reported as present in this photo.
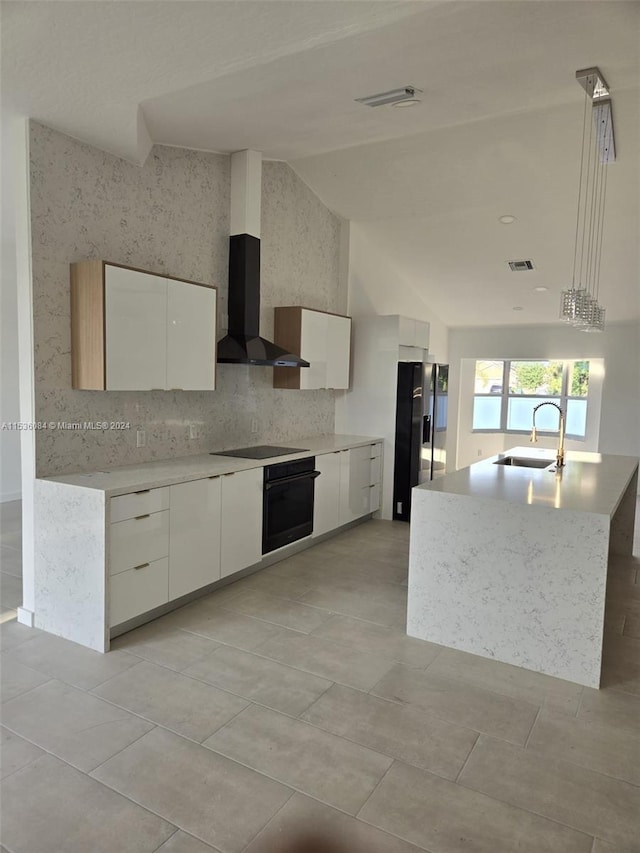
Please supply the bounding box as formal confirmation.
[560,68,615,332]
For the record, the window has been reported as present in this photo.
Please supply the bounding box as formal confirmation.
[472,360,590,439]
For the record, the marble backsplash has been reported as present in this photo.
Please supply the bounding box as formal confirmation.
[29,122,343,477]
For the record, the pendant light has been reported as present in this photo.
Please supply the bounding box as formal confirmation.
[560,68,615,332]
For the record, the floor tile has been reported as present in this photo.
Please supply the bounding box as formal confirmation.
[0,571,22,609]
[93,660,248,742]
[372,664,539,745]
[156,830,221,852]
[91,727,292,853]
[0,619,43,652]
[244,792,425,853]
[220,590,333,633]
[300,586,406,628]
[359,760,592,853]
[162,604,292,650]
[578,686,640,734]
[2,754,175,853]
[111,622,221,671]
[255,630,395,691]
[0,543,22,575]
[0,726,45,779]
[203,704,392,815]
[0,656,51,703]
[2,679,154,772]
[301,683,477,779]
[426,646,584,715]
[526,708,640,785]
[311,614,441,668]
[232,571,314,601]
[4,633,138,689]
[183,645,331,716]
[459,734,640,849]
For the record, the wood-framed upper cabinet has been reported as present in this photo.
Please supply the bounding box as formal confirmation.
[71,261,217,391]
[272,306,351,390]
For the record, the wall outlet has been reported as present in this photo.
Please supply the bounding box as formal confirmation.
[251,419,258,434]
[136,429,146,448]
[189,424,198,440]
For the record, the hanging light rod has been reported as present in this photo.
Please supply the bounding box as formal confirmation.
[355,86,423,108]
[576,67,610,99]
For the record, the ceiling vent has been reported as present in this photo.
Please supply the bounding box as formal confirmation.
[507,260,535,272]
[355,86,423,108]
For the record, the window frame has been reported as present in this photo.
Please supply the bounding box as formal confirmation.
[472,359,589,440]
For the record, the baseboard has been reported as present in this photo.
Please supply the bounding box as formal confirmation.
[1,491,22,503]
[17,607,34,627]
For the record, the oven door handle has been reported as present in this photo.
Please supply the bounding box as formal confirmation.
[264,470,321,490]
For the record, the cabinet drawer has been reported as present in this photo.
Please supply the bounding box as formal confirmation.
[110,510,169,575]
[370,442,382,459]
[109,557,169,627]
[370,456,382,484]
[110,487,169,523]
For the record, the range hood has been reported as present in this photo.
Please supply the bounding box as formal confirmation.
[217,150,309,367]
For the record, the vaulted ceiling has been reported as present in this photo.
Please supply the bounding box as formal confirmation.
[2,1,638,326]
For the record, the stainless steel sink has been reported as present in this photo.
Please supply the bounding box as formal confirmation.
[494,456,554,469]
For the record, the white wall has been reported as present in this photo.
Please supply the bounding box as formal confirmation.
[0,114,22,501]
[336,221,450,518]
[447,322,640,471]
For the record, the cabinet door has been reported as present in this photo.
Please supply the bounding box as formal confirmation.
[166,280,217,391]
[326,315,351,390]
[169,477,221,599]
[105,265,167,390]
[300,310,328,389]
[220,468,263,578]
[313,452,341,537]
[339,446,373,524]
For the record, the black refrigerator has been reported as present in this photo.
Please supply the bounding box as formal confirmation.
[392,362,449,522]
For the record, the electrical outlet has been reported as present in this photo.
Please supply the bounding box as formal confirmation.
[136,430,146,448]
[189,424,198,440]
[251,419,258,434]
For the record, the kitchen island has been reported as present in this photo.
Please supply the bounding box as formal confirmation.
[407,447,638,688]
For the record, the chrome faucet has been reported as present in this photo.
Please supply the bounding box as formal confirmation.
[530,401,566,468]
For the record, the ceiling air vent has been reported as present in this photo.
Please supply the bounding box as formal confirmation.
[507,260,535,272]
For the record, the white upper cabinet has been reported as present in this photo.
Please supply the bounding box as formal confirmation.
[71,261,217,391]
[273,307,351,390]
[105,266,168,390]
[394,315,430,350]
[166,279,216,391]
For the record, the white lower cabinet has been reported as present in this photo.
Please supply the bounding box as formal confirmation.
[169,476,221,599]
[313,452,341,537]
[110,558,169,627]
[314,442,383,534]
[220,468,263,578]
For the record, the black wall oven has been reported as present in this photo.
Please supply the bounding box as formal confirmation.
[262,457,320,554]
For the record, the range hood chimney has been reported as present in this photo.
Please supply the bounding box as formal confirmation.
[217,150,309,367]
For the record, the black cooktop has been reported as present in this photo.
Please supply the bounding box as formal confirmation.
[210,445,309,459]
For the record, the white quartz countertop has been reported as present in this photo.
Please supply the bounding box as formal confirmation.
[417,446,638,517]
[38,434,383,497]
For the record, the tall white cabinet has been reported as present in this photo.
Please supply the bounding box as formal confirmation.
[71,261,217,391]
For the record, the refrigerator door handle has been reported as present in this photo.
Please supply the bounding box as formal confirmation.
[423,414,431,444]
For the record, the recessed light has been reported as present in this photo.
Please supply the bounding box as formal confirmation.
[512,306,524,311]
[534,286,548,292]
[499,215,517,224]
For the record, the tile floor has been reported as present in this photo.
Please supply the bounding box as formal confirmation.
[1,500,639,853]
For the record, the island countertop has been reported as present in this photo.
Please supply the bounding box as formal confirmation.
[416,446,638,517]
